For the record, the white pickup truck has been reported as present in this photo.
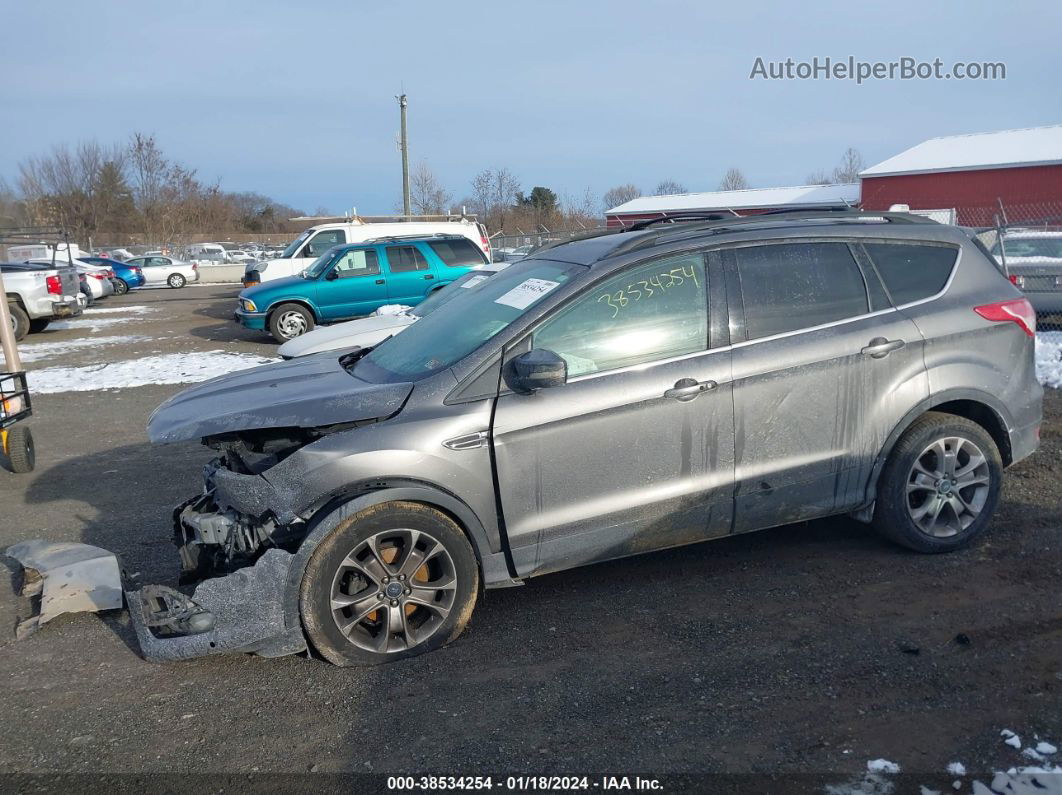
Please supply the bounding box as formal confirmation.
[2,262,84,340]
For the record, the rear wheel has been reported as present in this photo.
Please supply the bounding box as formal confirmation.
[167,273,186,288]
[300,501,479,666]
[29,317,50,334]
[873,412,1002,553]
[113,278,129,295]
[268,303,315,342]
[7,303,29,341]
[4,426,35,474]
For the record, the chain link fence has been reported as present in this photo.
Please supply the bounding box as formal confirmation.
[489,227,609,259]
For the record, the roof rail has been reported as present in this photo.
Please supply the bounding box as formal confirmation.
[361,232,466,244]
[606,208,937,259]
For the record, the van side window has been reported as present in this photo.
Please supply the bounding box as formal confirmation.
[332,249,380,279]
[303,230,346,258]
[734,242,869,340]
[428,238,487,267]
[532,253,708,377]
[863,243,957,305]
[387,245,430,273]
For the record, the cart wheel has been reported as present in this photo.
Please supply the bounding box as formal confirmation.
[5,426,35,473]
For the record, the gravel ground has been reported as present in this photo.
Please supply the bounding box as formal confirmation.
[0,286,1059,792]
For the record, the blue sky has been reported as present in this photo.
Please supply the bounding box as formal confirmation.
[1,0,1059,215]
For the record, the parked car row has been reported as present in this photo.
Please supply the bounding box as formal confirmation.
[990,229,1062,316]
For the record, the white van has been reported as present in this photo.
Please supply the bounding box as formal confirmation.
[184,243,234,265]
[7,242,86,263]
[249,215,491,283]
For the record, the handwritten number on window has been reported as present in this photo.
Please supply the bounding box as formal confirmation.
[595,265,700,319]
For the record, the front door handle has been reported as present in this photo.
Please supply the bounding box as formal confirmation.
[664,378,718,402]
[424,274,434,280]
[861,337,905,358]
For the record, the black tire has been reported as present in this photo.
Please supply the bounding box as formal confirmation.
[167,273,186,288]
[873,412,1003,553]
[5,425,35,474]
[113,278,129,295]
[268,302,315,342]
[29,317,50,334]
[7,302,29,342]
[300,501,479,666]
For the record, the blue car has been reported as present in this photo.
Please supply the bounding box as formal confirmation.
[235,235,488,342]
[80,256,145,294]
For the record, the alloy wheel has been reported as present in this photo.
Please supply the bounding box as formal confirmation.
[276,310,308,338]
[329,528,457,653]
[906,436,991,537]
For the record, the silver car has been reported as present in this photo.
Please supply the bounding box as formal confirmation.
[140,210,1042,665]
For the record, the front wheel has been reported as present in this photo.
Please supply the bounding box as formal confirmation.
[268,303,315,342]
[167,273,186,288]
[873,412,1002,553]
[300,501,479,666]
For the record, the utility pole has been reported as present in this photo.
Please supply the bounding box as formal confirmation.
[398,93,410,218]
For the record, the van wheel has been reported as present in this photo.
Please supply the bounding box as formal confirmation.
[167,273,186,288]
[7,303,29,342]
[300,501,479,666]
[873,412,1002,553]
[269,303,314,342]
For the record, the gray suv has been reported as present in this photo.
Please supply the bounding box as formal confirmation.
[142,210,1042,666]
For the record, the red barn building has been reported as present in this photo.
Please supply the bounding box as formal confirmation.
[859,125,1062,226]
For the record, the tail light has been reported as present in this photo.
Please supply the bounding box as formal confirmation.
[107,269,116,278]
[1008,274,1023,286]
[133,267,143,275]
[192,263,198,270]
[90,272,106,280]
[46,275,62,295]
[974,297,1036,338]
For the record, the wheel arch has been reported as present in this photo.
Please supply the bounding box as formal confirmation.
[265,297,319,323]
[861,389,1015,514]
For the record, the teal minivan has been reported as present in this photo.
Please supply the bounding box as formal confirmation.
[235,235,489,342]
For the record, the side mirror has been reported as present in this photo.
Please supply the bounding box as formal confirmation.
[506,349,567,393]
[324,269,339,281]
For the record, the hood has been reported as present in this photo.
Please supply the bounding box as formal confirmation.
[277,314,417,358]
[147,353,412,443]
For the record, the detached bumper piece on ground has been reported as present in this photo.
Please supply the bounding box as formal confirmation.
[6,539,308,662]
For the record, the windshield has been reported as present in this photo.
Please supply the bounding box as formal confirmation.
[356,260,581,382]
[302,246,344,278]
[280,229,312,259]
[409,270,495,318]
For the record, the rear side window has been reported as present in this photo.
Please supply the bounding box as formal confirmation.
[428,238,488,267]
[734,242,869,340]
[864,243,957,305]
[387,245,430,273]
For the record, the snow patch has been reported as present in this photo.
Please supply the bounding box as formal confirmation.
[27,351,278,393]
[1002,729,1023,749]
[19,335,151,363]
[1036,332,1062,388]
[373,304,413,316]
[868,760,901,774]
[83,305,157,315]
[1038,742,1058,755]
[946,763,966,776]
[826,760,901,794]
[50,316,137,332]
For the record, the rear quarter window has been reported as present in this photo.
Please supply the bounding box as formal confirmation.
[428,238,488,267]
[863,243,957,305]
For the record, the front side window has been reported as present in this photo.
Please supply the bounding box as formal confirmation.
[356,260,581,381]
[734,242,869,340]
[332,248,380,279]
[864,242,957,305]
[387,245,430,273]
[303,229,346,258]
[428,238,488,267]
[532,254,708,377]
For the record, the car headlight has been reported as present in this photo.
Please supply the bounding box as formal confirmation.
[241,298,258,312]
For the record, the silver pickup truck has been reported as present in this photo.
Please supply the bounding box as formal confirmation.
[2,262,84,340]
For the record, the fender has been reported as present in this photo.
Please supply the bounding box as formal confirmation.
[857,387,1015,516]
[265,296,320,321]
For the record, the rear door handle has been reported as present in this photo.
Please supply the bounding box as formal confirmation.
[375,279,385,284]
[861,337,905,358]
[664,378,718,402]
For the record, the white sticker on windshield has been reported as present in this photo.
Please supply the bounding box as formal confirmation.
[461,274,489,289]
[494,278,560,310]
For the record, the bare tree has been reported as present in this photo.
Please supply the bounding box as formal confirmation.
[602,184,641,212]
[469,167,521,230]
[718,168,749,192]
[805,169,833,185]
[409,161,452,216]
[654,179,687,196]
[831,147,866,183]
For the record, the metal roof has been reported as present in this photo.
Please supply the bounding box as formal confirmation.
[860,124,1062,178]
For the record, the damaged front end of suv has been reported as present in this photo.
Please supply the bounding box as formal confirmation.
[126,348,412,661]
